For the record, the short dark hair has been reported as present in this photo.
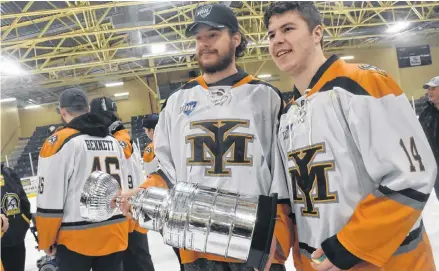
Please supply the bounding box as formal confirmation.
[264,1,323,46]
[228,29,248,58]
[65,105,88,116]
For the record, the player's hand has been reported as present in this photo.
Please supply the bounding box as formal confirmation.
[1,214,9,233]
[44,245,57,256]
[119,188,143,219]
[311,248,341,271]
[254,237,277,271]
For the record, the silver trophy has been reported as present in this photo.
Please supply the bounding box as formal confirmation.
[80,171,278,270]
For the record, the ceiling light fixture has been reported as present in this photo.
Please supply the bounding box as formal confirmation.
[257,74,272,78]
[114,92,129,97]
[0,98,17,103]
[386,21,410,33]
[340,56,354,60]
[105,82,124,87]
[24,104,41,109]
[151,44,166,54]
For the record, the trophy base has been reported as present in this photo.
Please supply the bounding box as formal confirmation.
[246,193,278,270]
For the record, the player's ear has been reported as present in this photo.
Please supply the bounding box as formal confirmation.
[231,31,241,49]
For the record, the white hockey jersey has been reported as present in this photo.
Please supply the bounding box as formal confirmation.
[36,114,130,256]
[140,71,293,264]
[278,55,437,270]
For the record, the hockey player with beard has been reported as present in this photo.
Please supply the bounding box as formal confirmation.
[120,3,294,271]
[89,97,155,271]
[264,2,437,271]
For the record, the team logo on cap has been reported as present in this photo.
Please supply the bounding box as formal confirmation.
[180,101,197,116]
[196,5,212,18]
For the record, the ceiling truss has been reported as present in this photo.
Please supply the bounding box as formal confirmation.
[1,1,439,103]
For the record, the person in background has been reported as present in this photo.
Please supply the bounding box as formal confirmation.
[89,96,155,271]
[141,113,184,270]
[142,114,159,175]
[1,163,32,271]
[419,76,439,200]
[264,2,437,271]
[36,89,129,271]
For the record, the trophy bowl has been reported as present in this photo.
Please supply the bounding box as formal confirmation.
[80,171,278,270]
[80,171,121,222]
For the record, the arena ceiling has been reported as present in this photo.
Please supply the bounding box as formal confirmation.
[1,1,439,107]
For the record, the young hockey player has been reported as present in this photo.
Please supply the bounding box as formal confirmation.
[265,2,437,270]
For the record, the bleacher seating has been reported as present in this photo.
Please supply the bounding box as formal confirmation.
[14,124,62,178]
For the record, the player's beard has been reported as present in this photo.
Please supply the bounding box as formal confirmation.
[197,41,235,74]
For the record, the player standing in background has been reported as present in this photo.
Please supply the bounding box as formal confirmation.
[419,76,439,201]
[0,163,31,271]
[142,114,159,175]
[264,2,437,270]
[89,97,155,271]
[36,89,129,271]
[121,3,293,271]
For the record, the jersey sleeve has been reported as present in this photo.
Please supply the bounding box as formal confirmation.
[321,72,437,269]
[267,89,294,263]
[36,131,77,250]
[140,101,175,190]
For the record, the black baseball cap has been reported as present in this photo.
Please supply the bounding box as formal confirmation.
[185,4,239,37]
[142,114,159,129]
[59,88,88,108]
[89,97,117,113]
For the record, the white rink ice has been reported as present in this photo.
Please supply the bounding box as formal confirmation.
[25,192,439,271]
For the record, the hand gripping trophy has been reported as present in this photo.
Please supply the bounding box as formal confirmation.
[80,171,278,270]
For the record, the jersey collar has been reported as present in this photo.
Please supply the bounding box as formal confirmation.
[292,54,340,98]
[194,69,252,89]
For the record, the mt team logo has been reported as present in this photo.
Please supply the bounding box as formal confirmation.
[196,5,212,18]
[180,101,197,116]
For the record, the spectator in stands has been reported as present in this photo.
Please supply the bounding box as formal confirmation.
[1,163,31,271]
[419,76,439,200]
[89,97,156,271]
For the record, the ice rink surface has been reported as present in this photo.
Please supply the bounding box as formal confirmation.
[25,192,439,271]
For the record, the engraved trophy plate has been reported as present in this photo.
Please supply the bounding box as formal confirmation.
[80,171,277,270]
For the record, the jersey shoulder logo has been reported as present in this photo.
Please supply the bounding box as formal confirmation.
[186,119,254,177]
[119,140,127,149]
[180,101,197,116]
[47,134,58,145]
[146,146,152,153]
[2,193,20,216]
[288,143,338,218]
[358,64,387,77]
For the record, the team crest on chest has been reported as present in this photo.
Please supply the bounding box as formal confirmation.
[2,193,20,216]
[180,101,197,116]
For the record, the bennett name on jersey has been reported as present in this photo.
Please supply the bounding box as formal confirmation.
[85,139,115,151]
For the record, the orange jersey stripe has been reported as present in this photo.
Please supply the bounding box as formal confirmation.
[337,193,422,267]
[35,216,62,250]
[57,219,129,256]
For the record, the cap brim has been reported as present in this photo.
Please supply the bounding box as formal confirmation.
[423,83,436,89]
[185,21,225,37]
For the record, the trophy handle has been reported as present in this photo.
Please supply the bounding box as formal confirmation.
[246,193,278,270]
